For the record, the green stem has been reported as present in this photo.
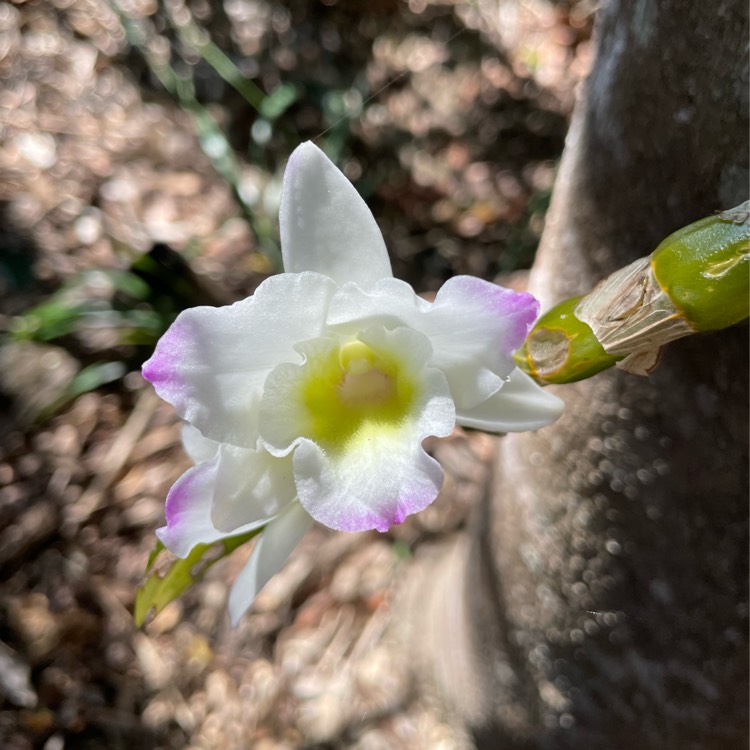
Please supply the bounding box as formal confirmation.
[516,202,749,385]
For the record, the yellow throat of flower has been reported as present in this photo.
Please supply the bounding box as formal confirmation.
[300,338,417,451]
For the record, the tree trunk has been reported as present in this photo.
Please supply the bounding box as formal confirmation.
[412,2,749,748]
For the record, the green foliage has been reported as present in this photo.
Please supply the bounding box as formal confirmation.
[134,528,264,627]
[10,249,196,350]
[36,361,127,422]
[390,538,413,562]
[260,83,301,121]
[7,244,214,415]
[111,0,282,270]
[168,12,267,112]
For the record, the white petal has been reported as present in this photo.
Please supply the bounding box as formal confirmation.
[327,277,429,327]
[181,423,220,463]
[227,501,313,625]
[156,445,296,557]
[258,336,340,457]
[211,444,296,532]
[456,369,564,432]
[327,275,539,410]
[280,142,392,288]
[293,428,445,532]
[156,459,221,557]
[142,272,336,447]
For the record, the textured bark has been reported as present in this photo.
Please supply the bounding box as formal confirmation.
[448,1,748,747]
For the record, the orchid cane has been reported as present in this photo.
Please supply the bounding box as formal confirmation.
[515,201,750,384]
[138,142,563,625]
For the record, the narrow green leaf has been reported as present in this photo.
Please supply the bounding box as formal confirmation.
[134,527,264,626]
[169,12,267,112]
[260,83,300,121]
[11,295,91,342]
[36,361,127,422]
[65,361,126,396]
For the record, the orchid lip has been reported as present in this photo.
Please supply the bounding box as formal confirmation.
[262,332,422,456]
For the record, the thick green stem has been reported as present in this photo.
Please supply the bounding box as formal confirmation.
[516,202,749,385]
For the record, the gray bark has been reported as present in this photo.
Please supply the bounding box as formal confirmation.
[420,1,749,748]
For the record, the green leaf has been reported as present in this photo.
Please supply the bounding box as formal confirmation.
[66,361,126,396]
[134,527,264,626]
[95,269,152,300]
[35,361,127,422]
[11,295,91,342]
[260,83,300,121]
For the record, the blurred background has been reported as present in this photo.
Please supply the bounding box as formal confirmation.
[0,1,594,747]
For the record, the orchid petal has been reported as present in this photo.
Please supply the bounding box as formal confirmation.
[327,275,539,410]
[210,445,296,532]
[456,368,564,432]
[156,456,274,558]
[280,142,392,288]
[156,459,221,558]
[292,429,445,532]
[142,272,336,447]
[156,442,293,557]
[181,423,220,464]
[227,501,314,625]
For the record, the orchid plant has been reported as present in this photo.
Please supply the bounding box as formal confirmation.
[139,142,564,625]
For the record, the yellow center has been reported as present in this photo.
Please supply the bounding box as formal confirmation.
[299,339,416,451]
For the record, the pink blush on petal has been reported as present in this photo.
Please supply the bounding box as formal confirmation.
[142,318,189,394]
[437,275,540,351]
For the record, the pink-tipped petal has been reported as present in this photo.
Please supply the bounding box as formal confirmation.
[156,445,292,558]
[433,275,539,359]
[292,432,446,532]
[327,275,540,410]
[156,459,222,558]
[142,272,336,447]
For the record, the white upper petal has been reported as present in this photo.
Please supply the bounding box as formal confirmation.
[327,275,540,410]
[227,501,314,625]
[142,272,336,447]
[280,142,393,288]
[456,368,564,432]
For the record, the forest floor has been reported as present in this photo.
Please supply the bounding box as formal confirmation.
[0,1,590,748]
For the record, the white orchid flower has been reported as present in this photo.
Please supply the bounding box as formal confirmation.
[142,142,563,624]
